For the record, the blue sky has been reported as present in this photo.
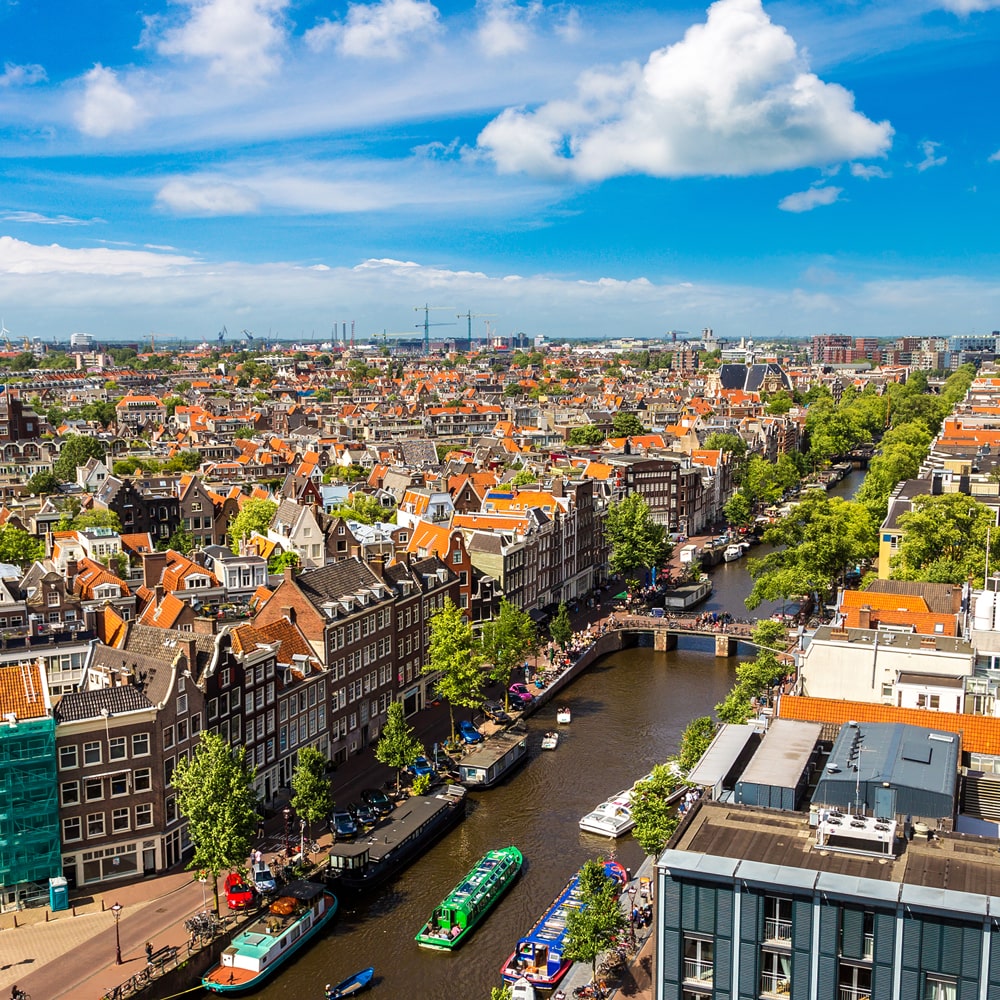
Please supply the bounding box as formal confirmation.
[0,0,998,344]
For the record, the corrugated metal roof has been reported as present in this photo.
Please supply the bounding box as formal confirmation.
[739,719,823,789]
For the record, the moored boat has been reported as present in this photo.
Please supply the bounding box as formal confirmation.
[325,966,374,998]
[202,881,337,994]
[723,543,744,562]
[414,846,523,950]
[578,792,634,838]
[510,976,537,1000]
[500,859,627,989]
[541,731,559,750]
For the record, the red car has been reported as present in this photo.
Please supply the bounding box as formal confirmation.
[224,871,255,910]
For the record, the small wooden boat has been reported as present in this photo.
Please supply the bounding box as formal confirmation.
[556,707,572,725]
[511,976,537,1000]
[414,846,523,950]
[325,966,374,998]
[541,731,559,750]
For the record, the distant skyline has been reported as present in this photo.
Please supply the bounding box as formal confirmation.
[0,0,998,343]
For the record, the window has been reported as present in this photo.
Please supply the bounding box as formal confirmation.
[683,937,713,985]
[760,950,791,997]
[63,816,82,842]
[59,745,78,770]
[163,725,174,749]
[61,780,80,805]
[132,732,150,757]
[177,719,188,743]
[764,896,793,942]
[135,803,153,828]
[134,768,152,792]
[111,773,129,797]
[83,741,101,765]
[839,964,872,1000]
[109,736,127,761]
[87,813,106,838]
[925,976,957,1000]
[191,713,202,736]
[164,757,175,786]
[47,590,60,607]
[177,692,188,715]
[453,550,462,564]
[85,778,104,802]
[112,808,130,833]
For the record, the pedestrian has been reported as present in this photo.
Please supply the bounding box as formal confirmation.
[145,941,154,966]
[254,848,263,866]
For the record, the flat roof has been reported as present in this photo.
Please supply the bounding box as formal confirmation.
[687,724,758,788]
[739,719,822,789]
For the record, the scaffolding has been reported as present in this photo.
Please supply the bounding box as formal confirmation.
[0,716,60,909]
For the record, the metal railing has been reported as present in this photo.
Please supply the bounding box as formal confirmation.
[683,958,714,983]
[760,970,791,996]
[838,988,872,1000]
[764,917,793,942]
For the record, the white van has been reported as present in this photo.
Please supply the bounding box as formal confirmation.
[679,544,698,564]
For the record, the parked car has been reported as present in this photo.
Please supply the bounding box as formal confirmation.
[348,800,379,829]
[409,755,435,777]
[251,861,277,894]
[330,808,358,840]
[361,787,393,817]
[482,700,511,724]
[508,682,534,706]
[224,872,256,910]
[458,719,483,744]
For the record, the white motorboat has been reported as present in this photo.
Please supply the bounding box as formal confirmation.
[511,975,537,1000]
[556,707,572,725]
[541,731,559,750]
[578,792,635,838]
[723,543,744,562]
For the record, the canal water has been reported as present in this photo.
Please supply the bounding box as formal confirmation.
[255,472,861,999]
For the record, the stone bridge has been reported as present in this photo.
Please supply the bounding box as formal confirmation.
[612,613,770,658]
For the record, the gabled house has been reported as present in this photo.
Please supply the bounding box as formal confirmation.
[267,498,327,569]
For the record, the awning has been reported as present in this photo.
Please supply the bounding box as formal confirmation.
[613,591,629,600]
[529,609,549,623]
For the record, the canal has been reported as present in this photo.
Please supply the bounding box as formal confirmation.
[255,472,861,998]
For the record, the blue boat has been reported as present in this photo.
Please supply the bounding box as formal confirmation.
[201,881,337,993]
[499,859,627,989]
[325,965,374,998]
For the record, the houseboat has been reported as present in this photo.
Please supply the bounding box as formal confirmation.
[201,881,337,993]
[325,785,467,895]
[500,859,627,989]
[457,731,529,788]
[662,578,712,610]
[414,846,523,949]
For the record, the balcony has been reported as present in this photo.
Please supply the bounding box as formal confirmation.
[839,988,872,1000]
[764,918,792,943]
[760,971,791,997]
[683,960,713,984]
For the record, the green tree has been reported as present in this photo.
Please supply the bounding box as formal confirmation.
[723,491,754,530]
[715,619,789,724]
[162,449,203,472]
[425,598,483,743]
[549,602,573,650]
[567,425,606,447]
[677,716,716,773]
[291,746,334,841]
[52,434,107,482]
[604,493,672,586]
[60,508,123,532]
[893,495,998,583]
[0,525,44,568]
[331,493,390,526]
[228,498,277,553]
[563,858,627,981]
[172,732,259,912]
[268,549,300,575]
[477,599,537,708]
[158,523,194,555]
[23,471,61,496]
[490,987,512,1000]
[511,469,537,487]
[630,764,684,856]
[374,701,424,794]
[611,412,644,437]
[703,432,747,458]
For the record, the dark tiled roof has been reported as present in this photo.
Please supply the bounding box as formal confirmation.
[295,558,384,604]
[56,683,153,722]
[122,624,216,681]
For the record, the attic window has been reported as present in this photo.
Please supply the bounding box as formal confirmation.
[902,741,932,764]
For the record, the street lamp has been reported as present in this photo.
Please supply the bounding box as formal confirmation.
[282,806,291,857]
[299,817,306,859]
[627,885,638,950]
[110,901,123,965]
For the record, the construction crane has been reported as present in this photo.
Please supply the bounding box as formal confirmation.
[0,319,11,352]
[457,310,497,352]
[241,329,255,349]
[217,325,228,347]
[414,304,456,354]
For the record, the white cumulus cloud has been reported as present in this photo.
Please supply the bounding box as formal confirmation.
[778,185,842,213]
[152,0,289,81]
[156,179,261,215]
[0,62,47,88]
[476,0,541,58]
[477,0,892,181]
[937,0,1000,12]
[915,140,946,172]
[305,0,440,59]
[850,162,889,179]
[75,65,147,138]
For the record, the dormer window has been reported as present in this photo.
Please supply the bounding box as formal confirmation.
[47,590,60,607]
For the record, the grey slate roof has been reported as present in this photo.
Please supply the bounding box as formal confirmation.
[56,678,154,722]
[295,558,385,604]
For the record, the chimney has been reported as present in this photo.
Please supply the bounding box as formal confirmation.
[141,550,169,589]
[193,615,218,635]
[283,565,296,584]
[858,605,872,630]
[66,559,78,594]
[181,637,198,674]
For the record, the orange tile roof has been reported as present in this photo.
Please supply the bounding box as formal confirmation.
[0,663,48,720]
[778,695,1000,754]
[840,591,930,613]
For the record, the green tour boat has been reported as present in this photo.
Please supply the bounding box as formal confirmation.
[415,845,524,950]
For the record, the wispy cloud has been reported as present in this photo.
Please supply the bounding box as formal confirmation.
[988,149,1000,163]
[476,0,541,57]
[850,162,889,179]
[0,210,95,226]
[915,139,946,172]
[778,186,843,213]
[477,0,892,181]
[305,0,440,59]
[74,65,147,138]
[0,62,47,87]
[937,0,1000,13]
